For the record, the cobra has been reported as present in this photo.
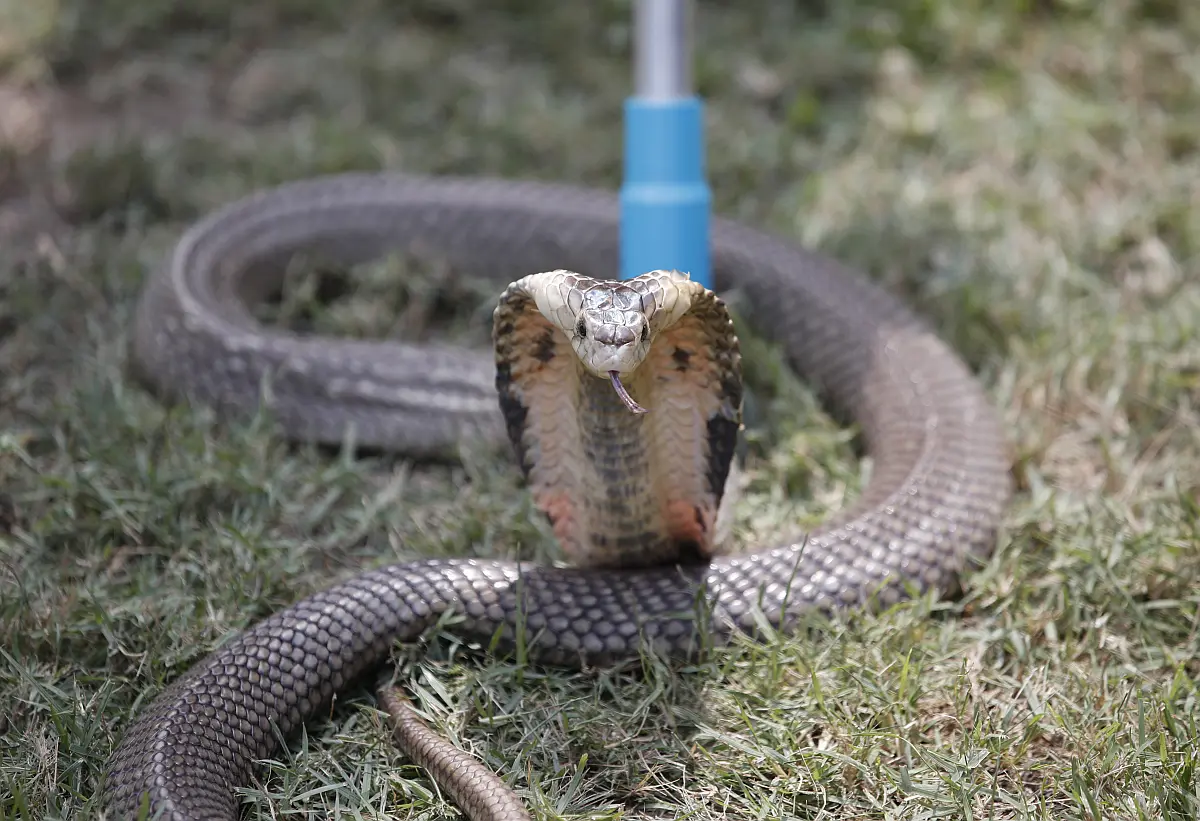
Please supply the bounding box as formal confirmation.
[100,173,1012,820]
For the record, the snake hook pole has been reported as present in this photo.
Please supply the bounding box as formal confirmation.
[619,0,712,288]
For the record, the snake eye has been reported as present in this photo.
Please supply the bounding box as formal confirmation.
[640,325,649,344]
[575,318,587,339]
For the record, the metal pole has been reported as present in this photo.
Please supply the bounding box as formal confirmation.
[634,0,692,98]
[619,0,712,288]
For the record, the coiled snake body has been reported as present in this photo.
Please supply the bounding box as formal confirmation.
[101,173,1012,820]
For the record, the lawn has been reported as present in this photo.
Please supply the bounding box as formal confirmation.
[2,1,1199,819]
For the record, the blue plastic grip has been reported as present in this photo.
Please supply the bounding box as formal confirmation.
[619,96,711,288]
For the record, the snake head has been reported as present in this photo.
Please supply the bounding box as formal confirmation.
[571,288,656,413]
[571,286,654,377]
[522,269,695,413]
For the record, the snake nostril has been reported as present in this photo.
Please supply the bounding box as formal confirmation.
[595,326,637,346]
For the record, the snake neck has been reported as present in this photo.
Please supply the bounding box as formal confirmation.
[522,359,716,569]
[572,364,677,566]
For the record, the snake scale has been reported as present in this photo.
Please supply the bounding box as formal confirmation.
[100,173,1012,820]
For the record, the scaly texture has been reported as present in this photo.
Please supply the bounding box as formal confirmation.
[378,686,532,821]
[103,172,1013,820]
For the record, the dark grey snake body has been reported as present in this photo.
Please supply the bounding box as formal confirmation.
[102,173,1012,820]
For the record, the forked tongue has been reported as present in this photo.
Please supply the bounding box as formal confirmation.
[608,371,648,414]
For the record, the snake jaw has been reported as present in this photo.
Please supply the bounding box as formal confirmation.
[608,371,649,414]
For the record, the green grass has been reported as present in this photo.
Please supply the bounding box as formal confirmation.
[3,1,1200,819]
